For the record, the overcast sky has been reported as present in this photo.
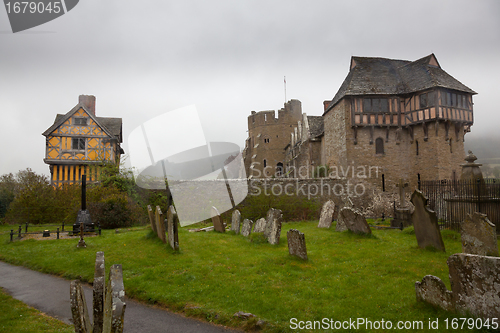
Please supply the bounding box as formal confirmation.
[1,0,499,177]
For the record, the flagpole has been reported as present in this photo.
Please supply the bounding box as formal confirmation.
[284,76,287,104]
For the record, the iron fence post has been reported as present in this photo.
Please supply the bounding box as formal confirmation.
[10,229,13,242]
[25,222,28,233]
[57,227,60,239]
[18,225,21,238]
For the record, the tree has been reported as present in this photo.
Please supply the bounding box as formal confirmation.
[0,173,16,219]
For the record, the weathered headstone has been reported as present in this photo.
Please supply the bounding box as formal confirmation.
[461,212,498,257]
[318,200,335,228]
[265,208,283,245]
[167,206,179,251]
[211,206,226,233]
[253,218,267,233]
[70,252,126,333]
[396,178,409,208]
[231,210,241,234]
[287,229,307,260]
[410,190,445,251]
[240,219,253,237]
[335,214,348,232]
[338,207,371,235]
[155,206,167,243]
[416,253,500,320]
[147,205,157,234]
[93,252,105,333]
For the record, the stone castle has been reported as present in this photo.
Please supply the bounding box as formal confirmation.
[243,54,476,191]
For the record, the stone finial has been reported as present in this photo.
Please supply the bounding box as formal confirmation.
[461,150,484,182]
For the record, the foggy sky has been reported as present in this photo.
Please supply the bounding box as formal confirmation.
[1,0,499,177]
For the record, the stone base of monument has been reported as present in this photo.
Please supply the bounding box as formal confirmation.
[391,207,412,229]
[73,210,95,234]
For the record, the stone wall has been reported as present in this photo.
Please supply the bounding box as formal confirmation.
[322,97,466,192]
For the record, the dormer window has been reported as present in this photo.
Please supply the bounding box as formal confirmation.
[72,138,86,150]
[74,117,88,126]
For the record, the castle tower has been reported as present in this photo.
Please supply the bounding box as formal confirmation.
[244,100,302,178]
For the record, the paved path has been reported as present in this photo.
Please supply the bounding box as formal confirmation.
[0,261,240,333]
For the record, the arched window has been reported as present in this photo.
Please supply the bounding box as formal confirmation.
[375,137,384,154]
[276,162,283,176]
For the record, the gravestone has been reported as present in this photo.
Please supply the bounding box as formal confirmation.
[410,190,445,251]
[335,214,348,232]
[317,200,335,228]
[147,205,157,233]
[241,219,253,237]
[392,178,412,228]
[253,218,267,233]
[155,206,167,243]
[265,208,283,245]
[287,229,307,260]
[231,210,241,234]
[461,212,498,257]
[167,206,179,251]
[70,252,126,333]
[338,207,371,235]
[211,206,225,233]
[416,253,500,320]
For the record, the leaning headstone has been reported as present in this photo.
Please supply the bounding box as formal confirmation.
[265,208,283,245]
[147,205,157,234]
[231,210,241,234]
[253,218,267,233]
[338,207,371,235]
[335,214,348,232]
[416,253,500,320]
[70,252,126,333]
[318,200,335,228]
[410,190,445,251]
[461,212,498,257]
[155,206,167,243]
[167,206,179,251]
[93,252,105,333]
[103,264,126,333]
[287,229,307,260]
[211,206,225,233]
[240,219,253,237]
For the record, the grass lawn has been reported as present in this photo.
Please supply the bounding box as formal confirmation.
[0,287,74,333]
[0,221,497,332]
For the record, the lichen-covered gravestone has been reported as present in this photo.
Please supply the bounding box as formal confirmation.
[155,206,167,243]
[253,218,266,233]
[335,214,348,232]
[461,212,498,257]
[338,207,371,235]
[265,208,283,245]
[287,229,307,260]
[147,205,157,233]
[416,253,500,320]
[317,200,335,228]
[231,210,241,234]
[70,251,126,333]
[211,206,225,233]
[167,206,179,251]
[240,219,253,237]
[410,190,445,251]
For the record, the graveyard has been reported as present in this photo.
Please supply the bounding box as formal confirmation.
[2,214,496,332]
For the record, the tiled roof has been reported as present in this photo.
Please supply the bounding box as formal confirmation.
[307,116,324,138]
[325,54,476,114]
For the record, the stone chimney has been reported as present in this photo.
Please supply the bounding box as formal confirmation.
[323,100,331,112]
[79,95,96,115]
